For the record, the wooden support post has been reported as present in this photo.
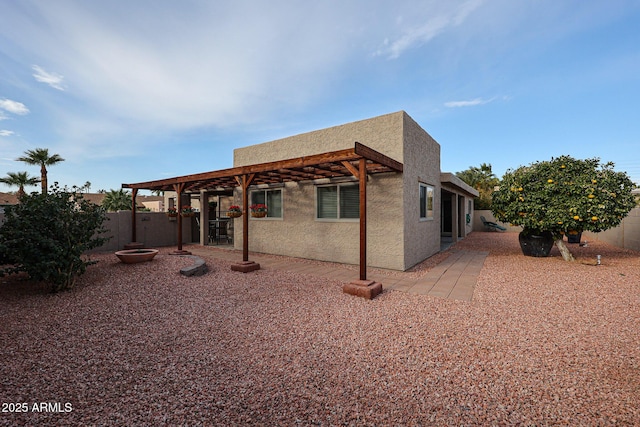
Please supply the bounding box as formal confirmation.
[171,183,191,255]
[343,157,382,299]
[199,190,210,246]
[231,174,260,272]
[131,188,138,243]
[359,158,367,280]
[124,188,144,250]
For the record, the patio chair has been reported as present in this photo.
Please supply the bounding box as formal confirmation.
[217,220,232,244]
[480,216,507,232]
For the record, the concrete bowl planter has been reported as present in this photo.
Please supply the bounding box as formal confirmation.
[115,249,159,264]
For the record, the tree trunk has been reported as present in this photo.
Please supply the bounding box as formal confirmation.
[555,238,575,262]
[41,164,48,194]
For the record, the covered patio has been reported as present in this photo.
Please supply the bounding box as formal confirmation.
[122,142,403,298]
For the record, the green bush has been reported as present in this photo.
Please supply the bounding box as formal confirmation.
[0,183,110,292]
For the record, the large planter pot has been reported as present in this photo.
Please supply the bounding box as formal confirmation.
[566,231,582,244]
[518,230,554,257]
[251,211,267,218]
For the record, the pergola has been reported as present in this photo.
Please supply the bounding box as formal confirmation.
[122,142,402,294]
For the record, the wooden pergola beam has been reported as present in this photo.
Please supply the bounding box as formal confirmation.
[122,144,401,192]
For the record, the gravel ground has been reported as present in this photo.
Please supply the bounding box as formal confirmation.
[1,232,639,426]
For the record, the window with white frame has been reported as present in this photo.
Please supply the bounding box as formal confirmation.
[250,188,282,218]
[419,183,434,220]
[316,183,359,219]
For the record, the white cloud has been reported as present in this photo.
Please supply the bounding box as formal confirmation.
[375,0,484,59]
[32,65,66,90]
[0,98,30,115]
[0,130,15,137]
[445,97,494,108]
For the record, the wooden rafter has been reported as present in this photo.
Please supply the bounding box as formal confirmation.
[122,143,402,193]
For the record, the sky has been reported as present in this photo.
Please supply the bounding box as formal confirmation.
[1,0,639,194]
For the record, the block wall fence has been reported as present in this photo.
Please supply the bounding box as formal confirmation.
[474,208,640,252]
[0,211,194,253]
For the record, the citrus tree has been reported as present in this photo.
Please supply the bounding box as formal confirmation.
[492,155,636,261]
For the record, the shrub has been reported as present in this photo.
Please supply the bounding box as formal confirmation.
[0,183,110,292]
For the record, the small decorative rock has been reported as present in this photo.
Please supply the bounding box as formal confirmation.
[180,256,208,277]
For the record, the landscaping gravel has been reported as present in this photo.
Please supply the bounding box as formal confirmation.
[1,232,639,426]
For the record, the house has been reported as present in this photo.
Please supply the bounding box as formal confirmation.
[124,111,477,272]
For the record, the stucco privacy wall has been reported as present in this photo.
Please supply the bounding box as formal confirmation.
[233,111,407,270]
[473,209,640,252]
[90,212,192,252]
[0,211,192,253]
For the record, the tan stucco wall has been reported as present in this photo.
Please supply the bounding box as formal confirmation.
[401,113,442,269]
[234,111,404,166]
[584,207,640,251]
[232,111,407,270]
[232,173,404,269]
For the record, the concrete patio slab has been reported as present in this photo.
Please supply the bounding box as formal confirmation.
[185,245,488,302]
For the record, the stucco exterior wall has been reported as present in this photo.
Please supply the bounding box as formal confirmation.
[232,112,407,270]
[232,173,404,269]
[234,112,405,166]
[401,113,441,269]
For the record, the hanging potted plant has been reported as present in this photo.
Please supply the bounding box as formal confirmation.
[181,205,195,217]
[167,207,178,218]
[250,204,267,218]
[227,205,242,218]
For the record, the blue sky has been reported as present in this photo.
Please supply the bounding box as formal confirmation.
[1,0,639,194]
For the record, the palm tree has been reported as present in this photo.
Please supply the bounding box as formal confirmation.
[0,172,40,198]
[456,163,500,210]
[16,148,65,194]
[101,189,133,212]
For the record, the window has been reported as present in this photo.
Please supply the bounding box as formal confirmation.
[250,188,282,218]
[317,183,359,219]
[419,183,434,220]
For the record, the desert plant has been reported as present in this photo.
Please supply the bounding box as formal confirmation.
[0,183,110,292]
[492,156,636,261]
